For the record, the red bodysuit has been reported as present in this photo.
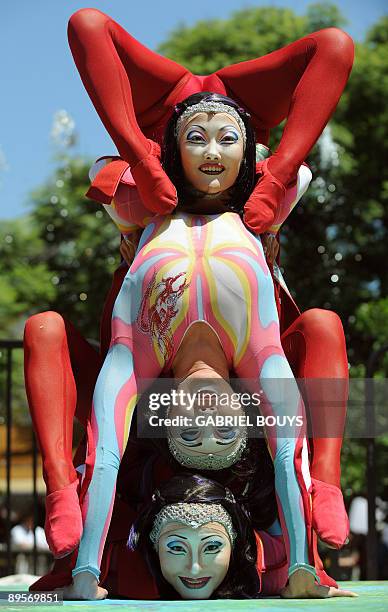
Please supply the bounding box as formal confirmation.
[67,8,354,189]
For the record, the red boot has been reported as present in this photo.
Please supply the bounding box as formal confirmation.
[311,478,349,549]
[44,479,83,558]
[23,312,97,559]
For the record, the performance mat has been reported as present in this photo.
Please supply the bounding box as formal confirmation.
[1,582,388,611]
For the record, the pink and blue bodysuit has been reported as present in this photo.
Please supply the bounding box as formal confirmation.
[72,164,318,581]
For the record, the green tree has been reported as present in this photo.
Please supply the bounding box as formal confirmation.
[0,220,56,336]
[306,2,347,30]
[0,157,120,425]
[29,157,119,340]
[159,7,306,73]
[0,158,120,342]
[366,15,388,45]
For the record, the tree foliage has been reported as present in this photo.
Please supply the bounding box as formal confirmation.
[0,157,119,341]
[159,7,307,73]
[305,2,347,31]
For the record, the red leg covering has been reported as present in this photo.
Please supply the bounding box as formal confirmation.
[68,8,182,212]
[68,10,353,231]
[217,29,354,185]
[221,29,354,233]
[68,9,182,163]
[281,309,349,548]
[24,311,101,557]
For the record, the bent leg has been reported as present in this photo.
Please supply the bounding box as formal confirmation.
[23,312,99,556]
[282,308,349,547]
[68,8,189,163]
[217,28,354,184]
[282,308,348,486]
[25,312,75,491]
[24,311,101,487]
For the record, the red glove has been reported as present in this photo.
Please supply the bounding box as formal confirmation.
[130,140,177,215]
[243,158,287,235]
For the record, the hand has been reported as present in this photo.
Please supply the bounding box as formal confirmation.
[58,572,107,600]
[262,232,279,265]
[120,230,142,266]
[120,238,136,266]
[281,569,357,599]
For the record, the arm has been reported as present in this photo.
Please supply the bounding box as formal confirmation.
[120,231,142,267]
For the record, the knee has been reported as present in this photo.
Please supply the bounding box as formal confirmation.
[314,27,354,70]
[68,8,110,39]
[24,311,66,350]
[298,308,345,347]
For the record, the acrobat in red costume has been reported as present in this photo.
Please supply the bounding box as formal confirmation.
[24,7,353,592]
[67,8,353,231]
[25,267,349,595]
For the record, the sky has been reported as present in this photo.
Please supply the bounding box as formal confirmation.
[0,0,386,221]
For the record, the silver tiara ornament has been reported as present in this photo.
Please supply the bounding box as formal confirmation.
[149,503,237,549]
[176,102,247,146]
[167,431,247,470]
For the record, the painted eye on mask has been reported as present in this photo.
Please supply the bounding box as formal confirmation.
[186,130,206,143]
[216,426,238,441]
[167,541,186,554]
[220,131,239,144]
[204,541,224,554]
[180,428,201,442]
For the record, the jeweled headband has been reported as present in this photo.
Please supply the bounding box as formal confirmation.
[149,502,237,549]
[176,102,247,147]
[167,431,247,470]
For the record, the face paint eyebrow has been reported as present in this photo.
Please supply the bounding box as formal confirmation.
[178,438,236,447]
[219,124,240,132]
[201,534,224,541]
[167,534,188,539]
[181,442,202,447]
[185,124,206,132]
[186,124,239,134]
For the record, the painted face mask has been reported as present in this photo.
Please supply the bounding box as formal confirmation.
[178,110,244,196]
[166,375,247,470]
[151,502,236,599]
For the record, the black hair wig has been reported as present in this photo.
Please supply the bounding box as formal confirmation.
[128,473,260,599]
[162,92,257,214]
